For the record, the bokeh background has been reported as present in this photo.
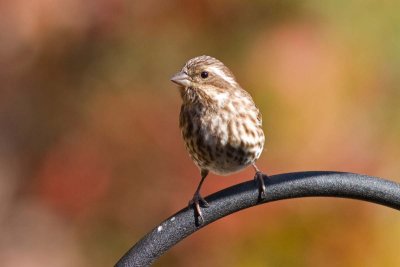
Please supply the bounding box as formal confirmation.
[1,0,400,266]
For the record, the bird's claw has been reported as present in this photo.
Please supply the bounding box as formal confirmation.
[254,171,267,201]
[189,193,209,226]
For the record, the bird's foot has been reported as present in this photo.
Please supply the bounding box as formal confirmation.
[188,193,209,226]
[254,171,267,201]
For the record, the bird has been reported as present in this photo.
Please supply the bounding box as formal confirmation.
[171,55,266,225]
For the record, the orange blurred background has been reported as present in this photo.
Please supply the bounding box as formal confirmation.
[1,1,400,266]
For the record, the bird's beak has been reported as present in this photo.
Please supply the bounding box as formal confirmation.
[171,71,191,87]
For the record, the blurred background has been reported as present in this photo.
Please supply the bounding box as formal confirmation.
[1,0,400,266]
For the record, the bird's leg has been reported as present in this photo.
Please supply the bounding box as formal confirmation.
[189,169,209,226]
[252,164,267,201]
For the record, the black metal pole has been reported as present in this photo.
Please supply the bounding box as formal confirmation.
[115,171,400,267]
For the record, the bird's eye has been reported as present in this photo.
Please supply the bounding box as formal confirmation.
[200,71,208,79]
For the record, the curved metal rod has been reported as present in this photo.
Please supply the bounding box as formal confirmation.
[115,171,400,267]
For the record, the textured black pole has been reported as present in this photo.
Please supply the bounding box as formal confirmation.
[115,171,400,267]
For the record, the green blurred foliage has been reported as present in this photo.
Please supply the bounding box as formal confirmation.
[0,0,399,266]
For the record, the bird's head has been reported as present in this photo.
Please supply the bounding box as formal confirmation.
[171,55,238,92]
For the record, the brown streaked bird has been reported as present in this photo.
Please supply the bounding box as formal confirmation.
[171,55,266,225]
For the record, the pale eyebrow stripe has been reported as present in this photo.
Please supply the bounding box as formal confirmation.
[208,66,237,86]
